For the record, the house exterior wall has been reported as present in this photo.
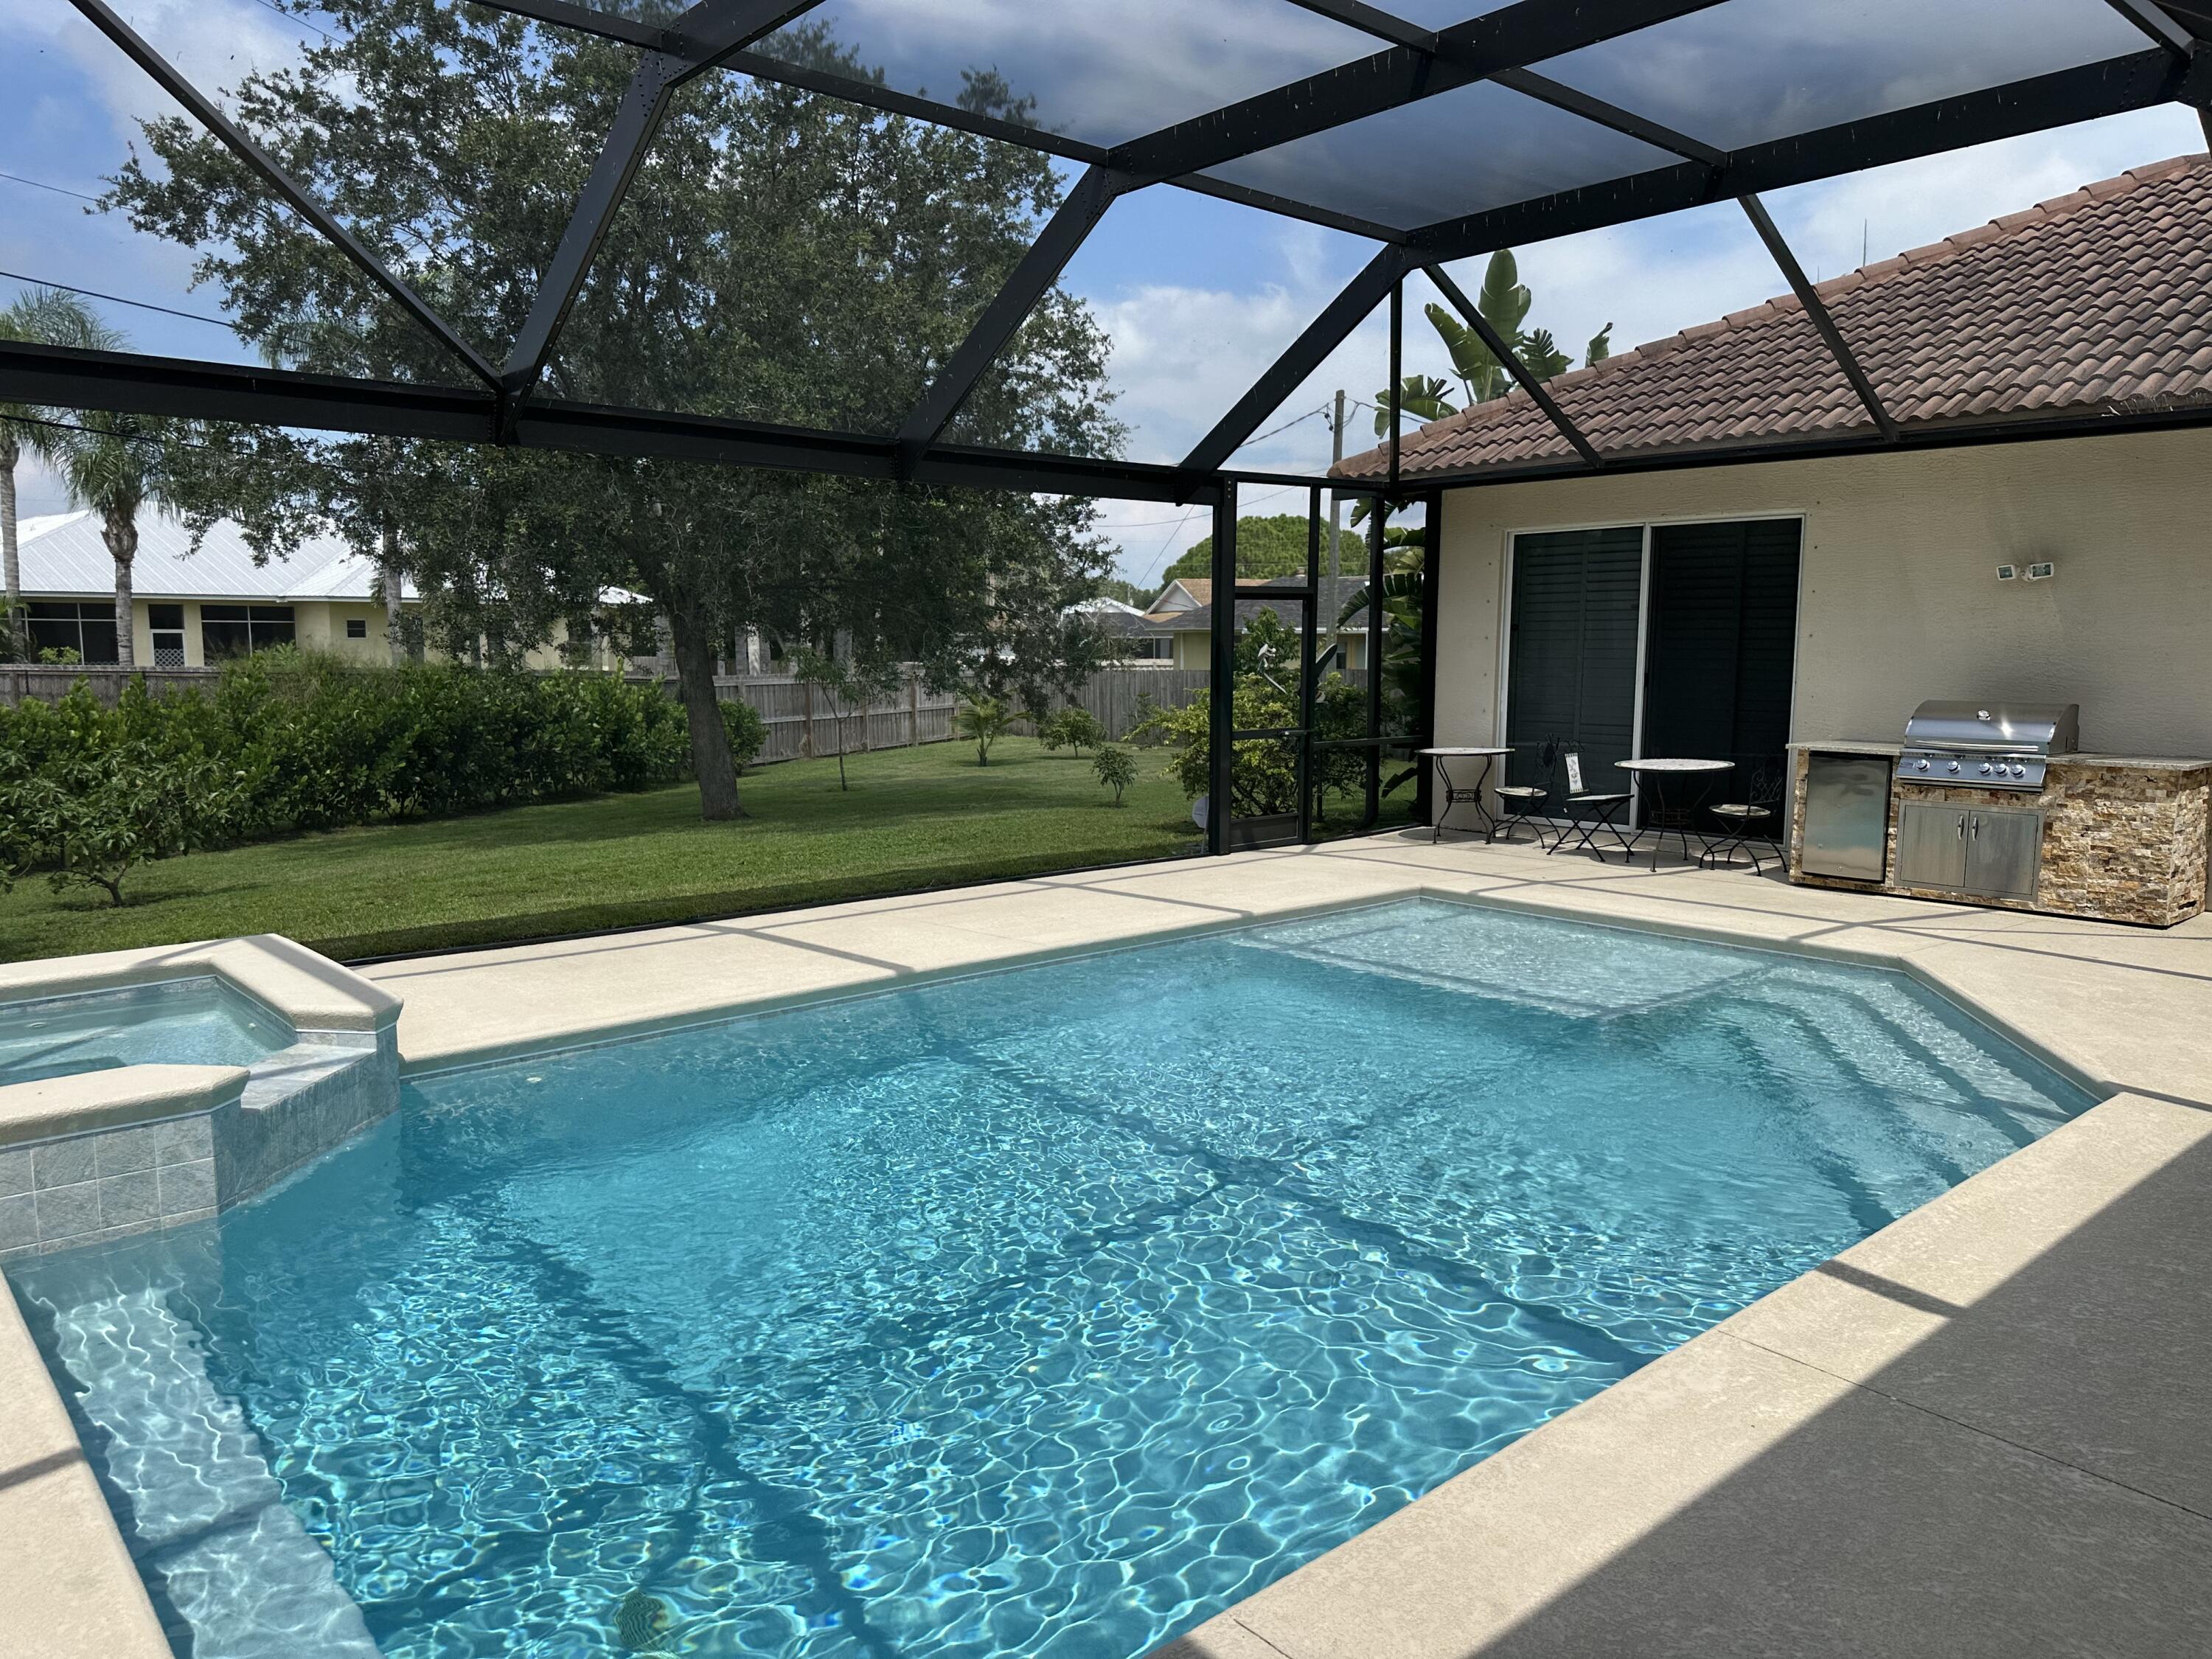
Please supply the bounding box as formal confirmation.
[1431,425,2212,762]
[35,594,612,670]
[1167,630,1366,675]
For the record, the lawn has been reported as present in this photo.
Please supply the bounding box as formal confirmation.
[0,739,1210,963]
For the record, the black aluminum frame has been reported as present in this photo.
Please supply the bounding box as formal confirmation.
[15,0,2203,504]
[10,0,2212,859]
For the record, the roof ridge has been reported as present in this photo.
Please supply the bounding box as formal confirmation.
[1335,150,2211,479]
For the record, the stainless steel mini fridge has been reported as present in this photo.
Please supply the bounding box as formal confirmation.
[1801,752,1892,883]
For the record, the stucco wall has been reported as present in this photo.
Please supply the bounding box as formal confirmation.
[1433,425,2212,760]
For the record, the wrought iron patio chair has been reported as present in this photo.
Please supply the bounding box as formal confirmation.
[1494,737,1559,846]
[1700,759,1787,874]
[1546,748,1635,862]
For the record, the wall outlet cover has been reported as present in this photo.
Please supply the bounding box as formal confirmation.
[2025,561,2056,581]
[1995,563,2018,580]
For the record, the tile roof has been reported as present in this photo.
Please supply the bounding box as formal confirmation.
[1338,153,2212,482]
[17,510,418,602]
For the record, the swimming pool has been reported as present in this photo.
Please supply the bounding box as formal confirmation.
[7,900,2093,1658]
[0,976,293,1086]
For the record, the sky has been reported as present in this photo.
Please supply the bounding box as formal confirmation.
[3,0,2205,591]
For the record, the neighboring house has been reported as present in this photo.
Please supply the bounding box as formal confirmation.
[15,509,628,670]
[1085,576,1372,672]
[1334,153,2212,803]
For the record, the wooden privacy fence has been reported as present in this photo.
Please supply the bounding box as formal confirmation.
[3,661,1210,759]
[1012,666,1211,741]
[703,665,1211,762]
[705,672,959,765]
[0,665,220,706]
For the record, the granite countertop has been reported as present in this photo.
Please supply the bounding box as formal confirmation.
[1789,740,2211,772]
[1787,740,1902,757]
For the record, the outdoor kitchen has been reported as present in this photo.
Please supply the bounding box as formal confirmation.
[1788,703,2212,927]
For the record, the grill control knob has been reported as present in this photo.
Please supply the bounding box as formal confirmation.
[1979,762,1993,776]
[1946,759,1961,774]
[1915,758,1930,772]
[2012,764,2028,779]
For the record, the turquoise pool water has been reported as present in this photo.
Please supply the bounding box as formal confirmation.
[0,977,291,1085]
[9,901,2092,1658]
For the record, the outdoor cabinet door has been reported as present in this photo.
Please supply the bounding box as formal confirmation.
[1964,808,2043,900]
[1896,802,1969,890]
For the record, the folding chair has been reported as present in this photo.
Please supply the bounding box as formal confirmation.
[1493,738,1557,846]
[1546,749,1635,862]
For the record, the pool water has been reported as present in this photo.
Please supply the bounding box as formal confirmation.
[0,977,292,1085]
[9,901,2093,1659]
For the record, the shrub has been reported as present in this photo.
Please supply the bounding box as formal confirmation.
[1040,706,1105,754]
[18,748,234,906]
[718,699,768,772]
[0,653,692,857]
[1133,676,1368,818]
[1092,743,1137,806]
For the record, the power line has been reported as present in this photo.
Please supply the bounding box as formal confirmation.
[247,0,338,42]
[1243,404,1329,448]
[0,170,103,205]
[0,267,238,330]
[1105,482,1302,531]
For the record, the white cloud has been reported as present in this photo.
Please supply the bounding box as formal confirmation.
[1077,103,2206,581]
[12,0,310,136]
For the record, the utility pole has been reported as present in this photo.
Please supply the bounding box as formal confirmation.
[1326,389,1346,669]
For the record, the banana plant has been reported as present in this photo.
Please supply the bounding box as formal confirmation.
[1421,249,1609,405]
[1369,372,1458,437]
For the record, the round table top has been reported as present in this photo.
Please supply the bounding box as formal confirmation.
[1617,757,1735,773]
[1419,746,1512,757]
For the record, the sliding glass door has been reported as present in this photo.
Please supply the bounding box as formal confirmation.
[1502,527,1644,813]
[1503,518,1801,830]
[1641,519,1802,829]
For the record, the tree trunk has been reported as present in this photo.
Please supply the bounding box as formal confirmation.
[667,599,744,821]
[0,437,21,661]
[380,521,405,664]
[107,505,137,669]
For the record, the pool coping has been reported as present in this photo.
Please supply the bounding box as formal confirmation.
[6,836,2210,1658]
[0,933,401,1035]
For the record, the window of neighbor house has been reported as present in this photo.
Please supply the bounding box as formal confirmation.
[201,604,297,660]
[150,603,186,668]
[1129,636,1171,660]
[25,602,119,664]
[346,619,368,639]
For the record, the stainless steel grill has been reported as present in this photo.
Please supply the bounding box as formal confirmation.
[1894,700,2079,792]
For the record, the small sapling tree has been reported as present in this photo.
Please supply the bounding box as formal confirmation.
[1093,743,1137,806]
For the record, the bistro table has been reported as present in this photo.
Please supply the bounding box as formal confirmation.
[1419,747,1513,843]
[1615,757,1735,867]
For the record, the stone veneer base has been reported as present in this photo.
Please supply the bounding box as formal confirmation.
[1787,748,2212,926]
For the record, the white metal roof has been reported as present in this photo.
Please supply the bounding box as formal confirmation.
[15,510,420,602]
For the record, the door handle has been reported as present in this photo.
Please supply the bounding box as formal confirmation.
[1971,816,1980,840]
[1956,815,1966,838]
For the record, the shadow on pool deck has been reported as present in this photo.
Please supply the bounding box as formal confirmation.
[1156,1093,2212,1659]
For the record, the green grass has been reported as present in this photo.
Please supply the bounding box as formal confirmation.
[0,739,1208,964]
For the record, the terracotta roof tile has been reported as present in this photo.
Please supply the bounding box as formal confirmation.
[1340,155,2212,482]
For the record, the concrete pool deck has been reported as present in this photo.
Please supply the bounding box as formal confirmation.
[6,832,2210,1657]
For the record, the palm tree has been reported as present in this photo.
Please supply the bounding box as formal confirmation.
[29,308,174,669]
[0,290,105,661]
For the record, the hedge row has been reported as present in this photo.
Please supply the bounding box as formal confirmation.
[0,650,695,842]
